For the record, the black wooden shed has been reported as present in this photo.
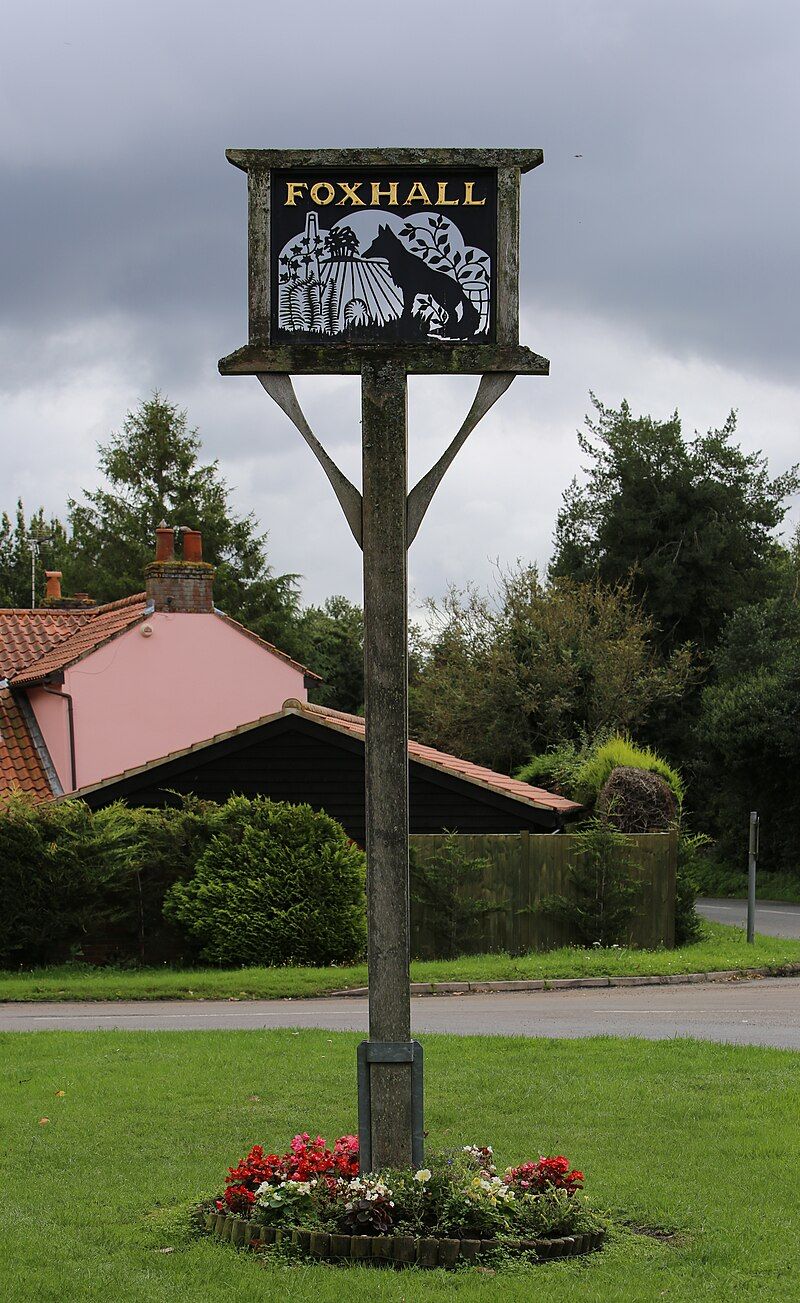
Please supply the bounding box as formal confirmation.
[66,700,581,839]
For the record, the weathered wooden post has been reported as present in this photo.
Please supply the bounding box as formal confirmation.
[220,149,548,1170]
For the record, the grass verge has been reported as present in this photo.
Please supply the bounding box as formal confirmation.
[693,862,800,904]
[1,1028,798,1301]
[1,921,799,1002]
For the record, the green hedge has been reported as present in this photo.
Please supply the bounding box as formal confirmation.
[0,794,365,968]
[163,797,366,966]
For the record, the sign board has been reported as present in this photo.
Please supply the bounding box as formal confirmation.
[219,148,547,375]
[271,169,497,344]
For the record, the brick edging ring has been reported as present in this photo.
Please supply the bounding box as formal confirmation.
[203,1210,605,1265]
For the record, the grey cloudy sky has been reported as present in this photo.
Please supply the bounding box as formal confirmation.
[2,0,798,608]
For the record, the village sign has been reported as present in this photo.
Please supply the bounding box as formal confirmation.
[220,148,548,1171]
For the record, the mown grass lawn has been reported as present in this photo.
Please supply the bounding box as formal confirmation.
[1,1028,798,1301]
[1,921,799,1002]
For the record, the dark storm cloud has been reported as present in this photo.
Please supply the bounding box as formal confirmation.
[2,0,798,390]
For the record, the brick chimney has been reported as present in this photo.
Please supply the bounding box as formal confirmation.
[41,570,97,610]
[144,525,215,613]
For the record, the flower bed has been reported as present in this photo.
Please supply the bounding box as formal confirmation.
[201,1133,605,1268]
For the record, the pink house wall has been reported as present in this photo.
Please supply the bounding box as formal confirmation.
[30,613,308,792]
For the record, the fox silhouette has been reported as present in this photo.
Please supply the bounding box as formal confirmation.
[361,225,481,339]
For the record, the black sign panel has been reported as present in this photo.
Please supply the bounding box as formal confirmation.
[271,170,497,344]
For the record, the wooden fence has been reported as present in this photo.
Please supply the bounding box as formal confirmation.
[409,831,677,959]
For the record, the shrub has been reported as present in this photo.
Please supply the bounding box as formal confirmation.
[0,793,126,965]
[540,818,641,945]
[573,735,683,807]
[410,833,494,960]
[674,831,709,944]
[517,732,683,811]
[98,798,224,960]
[514,733,607,797]
[163,797,366,967]
[597,766,677,832]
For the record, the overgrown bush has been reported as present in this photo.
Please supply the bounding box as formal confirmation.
[597,766,677,832]
[573,736,683,807]
[163,797,366,967]
[517,732,683,810]
[97,798,224,960]
[0,794,126,965]
[539,818,641,945]
[514,732,609,797]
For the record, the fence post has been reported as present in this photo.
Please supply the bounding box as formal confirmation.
[747,811,759,944]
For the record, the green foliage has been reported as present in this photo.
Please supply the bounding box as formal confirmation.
[0,795,224,966]
[515,732,610,797]
[517,732,683,809]
[695,580,800,871]
[0,794,126,965]
[540,819,641,945]
[550,395,799,653]
[691,860,800,904]
[92,798,225,960]
[572,735,684,807]
[0,500,71,607]
[163,797,366,967]
[410,833,495,959]
[297,595,364,713]
[410,564,696,774]
[674,832,708,944]
[64,393,301,648]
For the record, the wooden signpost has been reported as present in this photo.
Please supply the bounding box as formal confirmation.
[220,148,548,1170]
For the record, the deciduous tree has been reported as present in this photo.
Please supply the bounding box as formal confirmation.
[409,564,696,774]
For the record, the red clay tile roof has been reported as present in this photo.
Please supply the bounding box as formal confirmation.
[62,697,583,818]
[8,594,148,686]
[291,701,583,816]
[0,594,318,687]
[0,594,147,683]
[0,686,53,803]
[0,608,94,679]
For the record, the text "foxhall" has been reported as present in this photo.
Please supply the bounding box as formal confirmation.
[284,180,487,207]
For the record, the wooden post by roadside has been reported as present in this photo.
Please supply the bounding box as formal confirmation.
[361,358,412,1167]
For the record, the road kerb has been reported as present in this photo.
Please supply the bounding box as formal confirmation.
[329,962,800,998]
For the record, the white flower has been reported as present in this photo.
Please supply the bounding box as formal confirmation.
[414,1168,432,1183]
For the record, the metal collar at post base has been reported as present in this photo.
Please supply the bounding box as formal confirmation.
[358,1041,424,1172]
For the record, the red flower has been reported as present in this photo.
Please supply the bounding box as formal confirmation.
[225,1144,285,1192]
[221,1132,360,1205]
[333,1134,360,1178]
[507,1156,584,1196]
[224,1184,257,1213]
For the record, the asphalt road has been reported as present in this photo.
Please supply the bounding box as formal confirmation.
[3,977,800,1048]
[697,897,800,939]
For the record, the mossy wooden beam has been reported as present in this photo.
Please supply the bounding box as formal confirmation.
[219,342,549,376]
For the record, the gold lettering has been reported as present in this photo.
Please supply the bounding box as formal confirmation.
[436,181,459,206]
[403,180,433,206]
[337,181,365,206]
[463,181,486,206]
[371,180,399,206]
[285,181,308,206]
[310,181,336,205]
